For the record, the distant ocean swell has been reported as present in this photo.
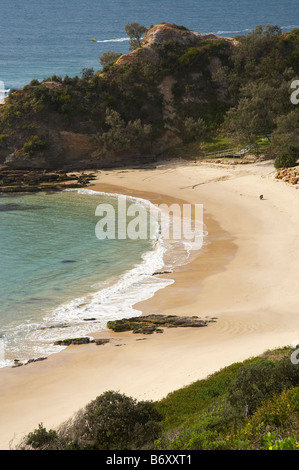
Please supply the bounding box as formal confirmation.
[93,24,299,45]
[93,37,130,43]
[214,24,299,34]
[0,189,206,368]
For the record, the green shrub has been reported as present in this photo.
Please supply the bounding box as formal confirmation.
[274,356,299,388]
[29,79,40,86]
[254,390,295,428]
[227,359,282,416]
[25,424,59,449]
[20,349,299,451]
[155,397,237,450]
[23,135,46,156]
[81,67,94,80]
[97,108,152,152]
[236,387,299,449]
[22,391,162,450]
[263,433,299,450]
[274,147,299,169]
[99,51,122,69]
[66,391,162,450]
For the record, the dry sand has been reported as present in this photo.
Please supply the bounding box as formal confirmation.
[0,158,299,449]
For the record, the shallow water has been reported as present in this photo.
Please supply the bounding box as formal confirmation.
[0,190,173,365]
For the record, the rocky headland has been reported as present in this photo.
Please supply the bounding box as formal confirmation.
[0,23,238,174]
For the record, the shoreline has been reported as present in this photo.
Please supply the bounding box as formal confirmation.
[0,185,177,368]
[0,159,299,449]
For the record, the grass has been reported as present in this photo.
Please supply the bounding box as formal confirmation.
[19,346,298,450]
[155,361,245,430]
[153,346,299,450]
[164,135,234,160]
[200,135,233,154]
[256,137,271,153]
[164,134,272,161]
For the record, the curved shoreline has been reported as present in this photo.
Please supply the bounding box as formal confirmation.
[0,159,298,449]
[0,188,176,367]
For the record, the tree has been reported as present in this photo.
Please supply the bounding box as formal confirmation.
[81,67,94,80]
[271,109,299,155]
[99,51,122,69]
[231,25,282,84]
[222,80,291,144]
[97,108,152,152]
[124,22,148,51]
[181,116,207,143]
[213,24,285,101]
[228,360,284,416]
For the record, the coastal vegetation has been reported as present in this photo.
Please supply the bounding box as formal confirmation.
[1,22,299,171]
[124,22,148,51]
[18,346,299,450]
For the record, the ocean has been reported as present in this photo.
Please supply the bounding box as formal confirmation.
[0,189,178,366]
[0,186,206,366]
[0,0,299,366]
[1,0,299,90]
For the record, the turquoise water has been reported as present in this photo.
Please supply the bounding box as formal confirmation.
[1,0,299,89]
[0,190,172,365]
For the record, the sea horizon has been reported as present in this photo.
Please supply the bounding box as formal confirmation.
[1,0,299,90]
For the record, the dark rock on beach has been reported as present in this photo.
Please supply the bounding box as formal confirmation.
[94,339,110,346]
[152,270,173,275]
[54,337,110,347]
[0,168,96,193]
[107,314,212,335]
[12,359,24,367]
[12,356,47,367]
[26,357,47,364]
[54,337,94,346]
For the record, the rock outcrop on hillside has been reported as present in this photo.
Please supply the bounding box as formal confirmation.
[143,23,238,48]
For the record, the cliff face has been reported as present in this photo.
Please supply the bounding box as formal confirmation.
[0,23,238,170]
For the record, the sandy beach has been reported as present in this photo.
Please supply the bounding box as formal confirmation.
[0,158,299,449]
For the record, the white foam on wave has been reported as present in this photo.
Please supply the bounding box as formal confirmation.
[0,188,207,366]
[214,25,299,35]
[93,25,299,45]
[40,188,206,332]
[94,37,130,43]
[75,187,207,257]
[215,28,251,35]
